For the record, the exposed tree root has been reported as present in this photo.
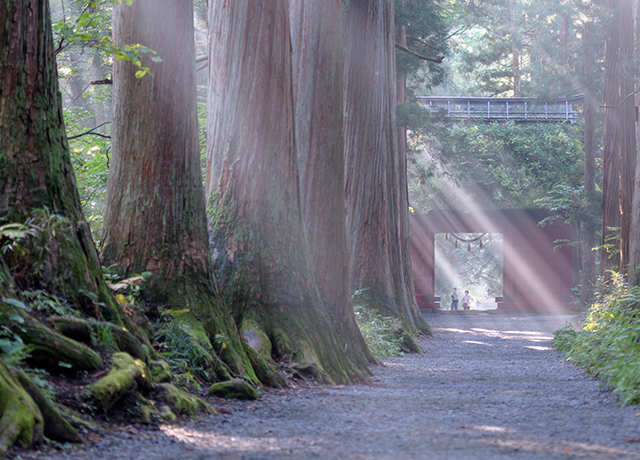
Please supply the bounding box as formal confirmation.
[14,320,102,373]
[0,362,44,457]
[87,352,148,414]
[48,316,151,362]
[11,368,81,443]
[155,383,216,417]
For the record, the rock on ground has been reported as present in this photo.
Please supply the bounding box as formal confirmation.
[11,312,640,460]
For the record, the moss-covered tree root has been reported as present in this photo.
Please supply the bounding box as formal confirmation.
[48,316,149,362]
[87,352,149,414]
[155,383,216,417]
[0,362,44,457]
[12,368,81,443]
[14,320,102,373]
[208,378,258,400]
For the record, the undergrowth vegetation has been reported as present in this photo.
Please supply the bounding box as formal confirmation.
[153,316,213,392]
[353,303,406,359]
[554,273,640,405]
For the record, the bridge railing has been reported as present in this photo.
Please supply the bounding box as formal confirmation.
[416,95,584,124]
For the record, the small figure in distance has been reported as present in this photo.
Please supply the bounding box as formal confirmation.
[462,290,473,311]
[450,287,459,311]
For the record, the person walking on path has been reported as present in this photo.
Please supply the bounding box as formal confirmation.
[450,288,459,310]
[462,290,473,310]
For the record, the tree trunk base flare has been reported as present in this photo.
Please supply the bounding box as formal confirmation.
[0,363,44,456]
[209,233,372,386]
[142,276,286,389]
[15,320,102,374]
[87,352,148,414]
[155,383,216,417]
[3,212,125,326]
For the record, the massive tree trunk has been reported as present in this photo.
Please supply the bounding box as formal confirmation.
[0,0,120,322]
[581,10,597,301]
[101,0,276,385]
[343,0,429,348]
[206,0,367,384]
[289,0,375,370]
[618,0,636,276]
[601,0,636,278]
[602,0,622,277]
[0,0,118,451]
[102,0,208,286]
[629,0,640,286]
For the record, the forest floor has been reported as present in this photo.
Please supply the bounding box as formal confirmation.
[12,312,640,460]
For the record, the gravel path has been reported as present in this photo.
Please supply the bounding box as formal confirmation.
[14,312,640,460]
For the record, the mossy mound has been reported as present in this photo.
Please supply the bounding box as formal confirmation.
[0,362,44,456]
[148,360,172,383]
[86,352,148,414]
[208,378,259,400]
[156,383,216,417]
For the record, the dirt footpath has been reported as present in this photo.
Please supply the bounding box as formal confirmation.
[15,312,640,460]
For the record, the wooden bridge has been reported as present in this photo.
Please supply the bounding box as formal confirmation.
[416,94,584,124]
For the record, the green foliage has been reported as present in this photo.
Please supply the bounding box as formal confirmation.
[92,321,118,351]
[431,0,605,99]
[352,289,407,359]
[353,305,406,359]
[409,121,584,213]
[554,274,640,405]
[395,0,451,89]
[153,315,216,391]
[397,102,431,132]
[22,290,80,318]
[0,298,31,364]
[52,0,160,76]
[0,209,70,281]
[66,108,111,242]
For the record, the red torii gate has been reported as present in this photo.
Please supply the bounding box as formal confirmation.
[410,209,574,311]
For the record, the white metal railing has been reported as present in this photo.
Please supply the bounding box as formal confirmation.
[416,95,584,124]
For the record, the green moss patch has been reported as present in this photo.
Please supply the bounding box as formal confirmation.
[208,379,258,400]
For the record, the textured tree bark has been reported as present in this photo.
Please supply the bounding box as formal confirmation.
[602,0,622,277]
[102,0,273,385]
[628,0,640,287]
[343,0,428,345]
[0,0,120,321]
[289,0,376,371]
[0,362,44,455]
[102,0,209,283]
[581,11,597,300]
[206,0,367,383]
[618,0,636,276]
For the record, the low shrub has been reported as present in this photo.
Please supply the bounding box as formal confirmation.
[554,273,640,405]
[353,304,406,359]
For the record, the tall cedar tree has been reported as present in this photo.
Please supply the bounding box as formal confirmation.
[602,0,636,277]
[581,6,597,301]
[101,0,280,385]
[344,0,430,349]
[0,0,123,451]
[206,0,368,384]
[629,1,640,286]
[0,0,120,321]
[289,0,376,370]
